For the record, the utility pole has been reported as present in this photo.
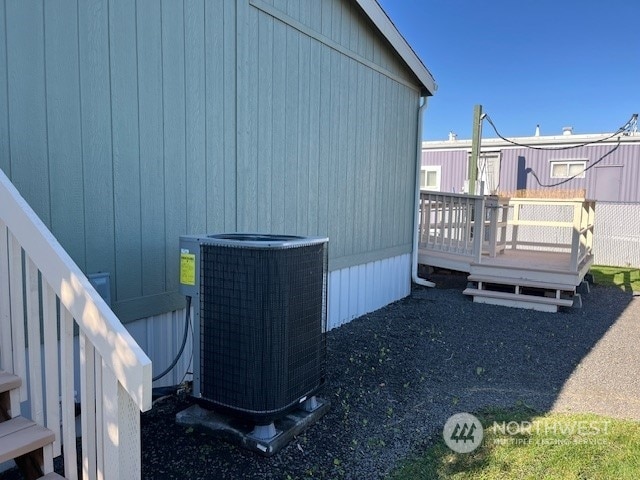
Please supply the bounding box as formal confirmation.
[469,105,483,195]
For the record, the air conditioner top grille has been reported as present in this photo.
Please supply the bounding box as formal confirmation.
[193,233,328,249]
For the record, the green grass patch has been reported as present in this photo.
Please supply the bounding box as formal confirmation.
[590,265,640,292]
[391,407,640,480]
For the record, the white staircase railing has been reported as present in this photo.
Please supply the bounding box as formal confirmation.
[0,168,152,479]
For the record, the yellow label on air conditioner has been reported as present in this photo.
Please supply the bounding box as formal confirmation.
[180,253,196,286]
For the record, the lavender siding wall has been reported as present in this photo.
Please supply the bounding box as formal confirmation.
[421,149,467,193]
[423,142,640,202]
[499,143,639,202]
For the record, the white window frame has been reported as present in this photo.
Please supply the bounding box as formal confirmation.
[420,165,441,191]
[549,160,587,179]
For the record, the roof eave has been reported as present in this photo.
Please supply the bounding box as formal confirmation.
[354,0,437,96]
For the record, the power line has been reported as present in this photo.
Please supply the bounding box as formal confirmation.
[483,114,636,151]
[528,139,622,188]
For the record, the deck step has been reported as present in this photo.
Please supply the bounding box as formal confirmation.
[0,370,22,393]
[467,275,576,291]
[463,288,573,313]
[38,473,66,479]
[0,370,22,419]
[0,416,55,464]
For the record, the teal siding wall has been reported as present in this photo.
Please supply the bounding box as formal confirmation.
[240,0,421,267]
[0,0,423,322]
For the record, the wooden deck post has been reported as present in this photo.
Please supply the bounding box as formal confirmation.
[472,196,485,263]
[510,202,520,250]
[570,202,582,272]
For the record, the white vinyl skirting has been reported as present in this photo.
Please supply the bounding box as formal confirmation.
[126,253,413,387]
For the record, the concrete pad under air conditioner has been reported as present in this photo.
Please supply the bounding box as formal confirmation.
[176,397,330,457]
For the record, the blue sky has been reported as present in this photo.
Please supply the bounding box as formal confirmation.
[377,0,640,141]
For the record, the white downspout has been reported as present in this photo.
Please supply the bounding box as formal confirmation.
[412,97,436,288]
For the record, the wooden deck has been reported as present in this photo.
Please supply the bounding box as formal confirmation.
[420,249,593,284]
[417,193,595,312]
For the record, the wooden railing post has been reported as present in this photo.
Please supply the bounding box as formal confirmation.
[587,201,595,253]
[472,196,485,263]
[0,219,13,373]
[570,202,582,271]
[484,196,500,257]
[510,201,520,250]
[60,309,78,480]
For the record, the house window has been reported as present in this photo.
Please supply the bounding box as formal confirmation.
[420,166,441,191]
[550,160,587,178]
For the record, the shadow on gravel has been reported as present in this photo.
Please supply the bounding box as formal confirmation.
[134,275,634,480]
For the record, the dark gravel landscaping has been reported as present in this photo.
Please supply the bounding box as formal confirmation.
[140,271,636,480]
[2,272,630,480]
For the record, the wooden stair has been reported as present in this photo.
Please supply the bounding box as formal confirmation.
[0,370,65,480]
[464,274,577,313]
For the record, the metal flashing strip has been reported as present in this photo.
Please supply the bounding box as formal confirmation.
[249,0,422,94]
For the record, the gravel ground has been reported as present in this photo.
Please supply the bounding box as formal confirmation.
[1,272,635,480]
[139,271,636,480]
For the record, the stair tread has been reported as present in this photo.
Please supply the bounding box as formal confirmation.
[0,416,55,464]
[463,288,574,306]
[467,274,575,291]
[0,370,22,394]
[38,473,66,479]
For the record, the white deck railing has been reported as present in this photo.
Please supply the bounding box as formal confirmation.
[0,168,152,479]
[418,191,485,262]
[508,197,595,271]
[419,192,595,271]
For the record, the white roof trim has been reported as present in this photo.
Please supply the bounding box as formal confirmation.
[355,0,437,96]
[422,132,640,150]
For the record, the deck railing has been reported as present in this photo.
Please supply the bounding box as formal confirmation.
[508,197,595,271]
[0,168,152,479]
[419,192,595,272]
[418,191,485,262]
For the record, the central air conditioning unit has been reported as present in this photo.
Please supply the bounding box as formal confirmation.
[178,233,328,445]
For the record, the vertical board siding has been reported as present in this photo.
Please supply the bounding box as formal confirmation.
[242,2,421,260]
[137,0,166,296]
[0,1,9,176]
[2,0,423,321]
[255,12,273,232]
[222,0,237,232]
[204,1,226,233]
[110,0,142,300]
[78,0,116,286]
[236,0,255,232]
[161,0,187,294]
[270,13,286,233]
[184,0,207,235]
[296,13,311,235]
[6,1,49,224]
[44,0,86,269]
